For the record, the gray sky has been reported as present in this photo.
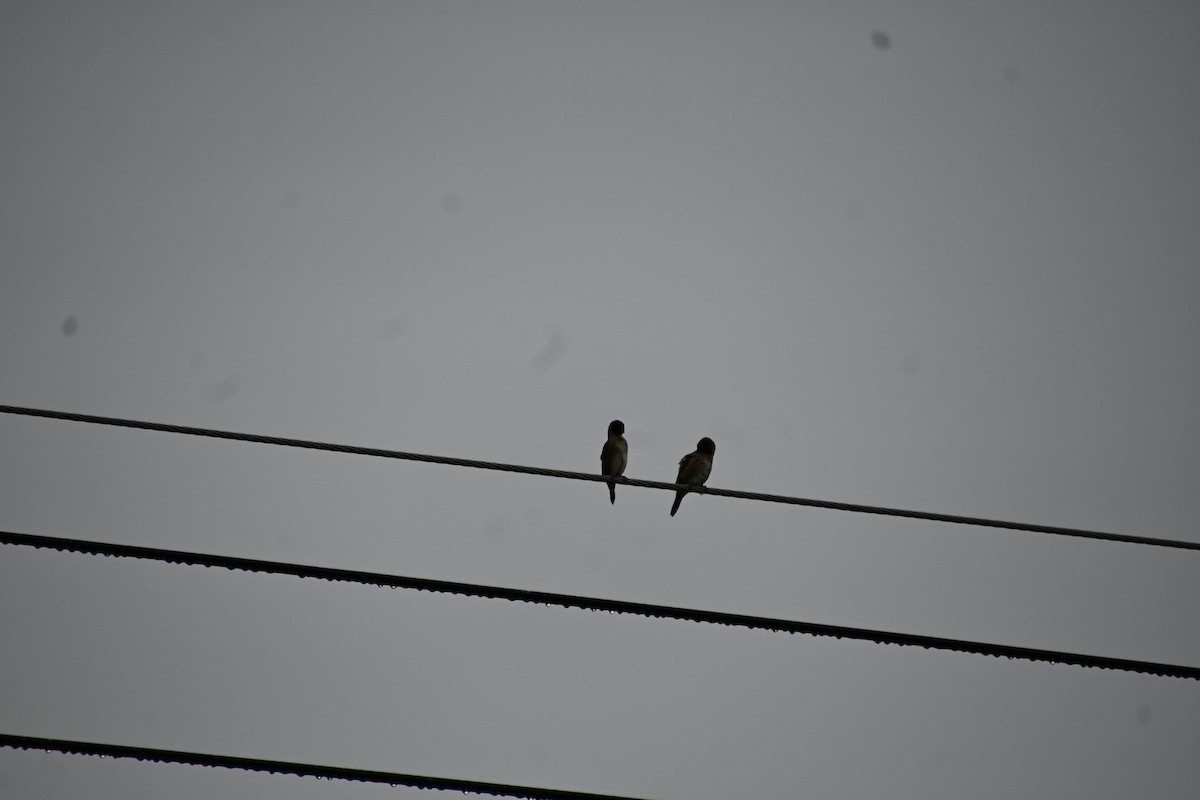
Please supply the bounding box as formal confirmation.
[3,2,1199,798]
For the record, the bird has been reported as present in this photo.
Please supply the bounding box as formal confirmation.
[600,420,628,504]
[670,437,715,516]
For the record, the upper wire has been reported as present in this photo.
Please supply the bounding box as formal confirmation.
[1,404,1196,551]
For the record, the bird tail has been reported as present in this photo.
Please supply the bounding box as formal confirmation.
[608,480,616,504]
[670,490,686,516]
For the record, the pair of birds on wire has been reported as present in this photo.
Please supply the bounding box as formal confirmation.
[600,420,715,516]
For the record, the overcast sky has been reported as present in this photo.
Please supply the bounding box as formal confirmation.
[3,2,1199,799]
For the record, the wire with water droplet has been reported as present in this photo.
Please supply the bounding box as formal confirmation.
[3,530,1196,680]
[0,733,649,800]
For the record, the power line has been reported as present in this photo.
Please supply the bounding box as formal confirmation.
[4,530,1196,680]
[2,404,1195,552]
[0,734,650,800]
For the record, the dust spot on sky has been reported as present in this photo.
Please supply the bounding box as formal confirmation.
[1003,64,1021,84]
[4,0,38,25]
[276,530,297,554]
[901,353,923,375]
[441,194,463,214]
[378,315,408,340]
[1125,205,1142,232]
[1135,704,1152,725]
[770,416,800,443]
[871,31,892,51]
[206,375,241,402]
[531,329,568,373]
[61,316,78,337]
[579,549,607,574]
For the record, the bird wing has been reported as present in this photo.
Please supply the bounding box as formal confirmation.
[676,451,711,486]
[601,438,627,477]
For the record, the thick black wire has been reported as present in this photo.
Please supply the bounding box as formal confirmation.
[3,530,1196,680]
[1,404,1195,551]
[0,734,650,800]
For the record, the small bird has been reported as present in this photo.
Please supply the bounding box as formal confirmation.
[600,420,628,504]
[670,437,715,516]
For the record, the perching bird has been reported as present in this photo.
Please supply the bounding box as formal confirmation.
[600,420,628,504]
[670,437,715,516]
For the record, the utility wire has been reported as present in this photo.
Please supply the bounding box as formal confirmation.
[0,734,650,800]
[3,530,1196,680]
[2,404,1195,552]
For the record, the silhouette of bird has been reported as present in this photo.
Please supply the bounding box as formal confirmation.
[670,437,715,516]
[600,420,628,504]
